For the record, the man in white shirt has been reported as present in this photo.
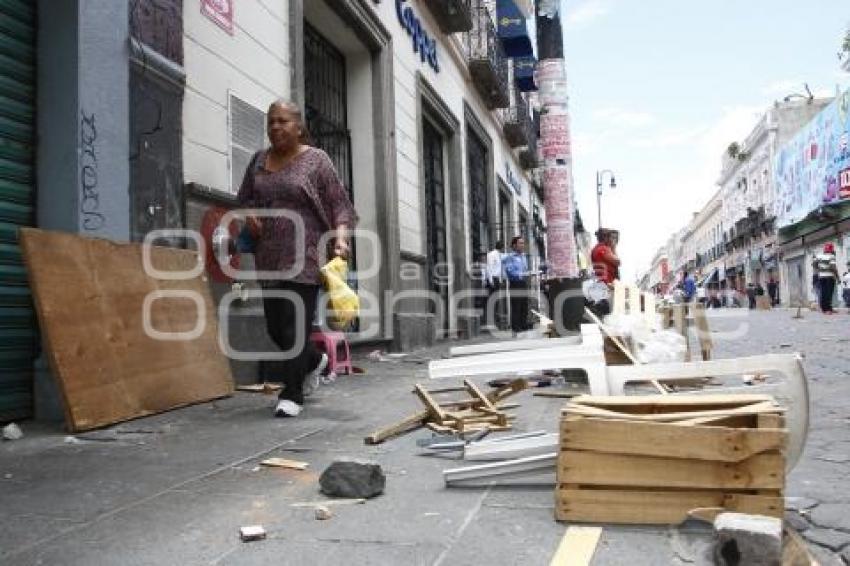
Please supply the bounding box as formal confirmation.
[486,241,505,288]
[485,241,505,329]
[812,243,839,314]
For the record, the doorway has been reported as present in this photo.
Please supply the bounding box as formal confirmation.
[422,119,449,332]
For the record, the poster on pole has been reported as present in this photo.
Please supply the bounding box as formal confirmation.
[201,0,234,35]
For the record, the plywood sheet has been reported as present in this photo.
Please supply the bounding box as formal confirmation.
[21,228,233,431]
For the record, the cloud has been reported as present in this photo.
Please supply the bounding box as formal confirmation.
[761,79,804,96]
[629,126,707,149]
[563,0,610,28]
[593,107,655,127]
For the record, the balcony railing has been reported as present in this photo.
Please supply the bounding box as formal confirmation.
[501,90,531,147]
[422,0,473,33]
[464,2,509,109]
[519,110,539,170]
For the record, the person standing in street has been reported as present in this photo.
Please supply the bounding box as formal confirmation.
[682,271,696,303]
[591,229,620,286]
[767,277,778,306]
[812,243,839,314]
[841,263,850,310]
[746,283,757,310]
[238,100,357,418]
[503,236,530,335]
[486,241,505,328]
[589,229,620,315]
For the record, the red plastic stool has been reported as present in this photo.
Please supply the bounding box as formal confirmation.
[309,330,353,377]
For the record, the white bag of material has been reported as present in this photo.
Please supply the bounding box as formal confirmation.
[634,330,687,364]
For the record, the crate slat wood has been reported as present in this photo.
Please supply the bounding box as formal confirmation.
[556,395,786,525]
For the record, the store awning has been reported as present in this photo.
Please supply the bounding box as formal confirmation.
[699,267,719,287]
[514,55,537,91]
[496,0,533,57]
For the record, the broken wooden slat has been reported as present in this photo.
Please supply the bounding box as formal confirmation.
[694,303,712,361]
[567,393,775,411]
[260,458,309,470]
[549,526,602,566]
[364,410,429,444]
[364,379,527,444]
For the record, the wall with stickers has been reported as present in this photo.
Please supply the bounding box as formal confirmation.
[775,89,850,228]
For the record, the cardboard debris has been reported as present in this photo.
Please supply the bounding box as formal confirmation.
[20,228,233,432]
[260,458,309,470]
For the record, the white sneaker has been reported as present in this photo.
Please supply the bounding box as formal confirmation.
[274,399,302,417]
[303,353,328,397]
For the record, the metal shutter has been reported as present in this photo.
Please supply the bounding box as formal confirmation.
[0,0,36,421]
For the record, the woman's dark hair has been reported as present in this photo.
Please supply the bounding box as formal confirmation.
[510,235,523,248]
[268,100,311,144]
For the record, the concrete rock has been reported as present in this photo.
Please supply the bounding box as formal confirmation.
[319,460,385,499]
[802,528,849,552]
[2,423,22,441]
[314,505,332,520]
[713,513,782,566]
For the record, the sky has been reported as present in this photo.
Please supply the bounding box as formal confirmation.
[558,0,850,280]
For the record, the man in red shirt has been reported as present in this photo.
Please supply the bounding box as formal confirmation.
[591,229,621,286]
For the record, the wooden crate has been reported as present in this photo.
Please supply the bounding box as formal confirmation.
[555,394,787,525]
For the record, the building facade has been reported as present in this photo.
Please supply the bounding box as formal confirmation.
[774,89,850,307]
[717,99,831,296]
[641,98,838,307]
[0,0,547,420]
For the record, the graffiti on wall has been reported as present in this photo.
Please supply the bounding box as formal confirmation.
[775,89,850,228]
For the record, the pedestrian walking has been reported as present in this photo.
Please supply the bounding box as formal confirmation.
[682,271,696,303]
[746,283,757,310]
[237,100,357,418]
[767,277,778,306]
[842,264,850,309]
[503,236,530,335]
[812,243,839,314]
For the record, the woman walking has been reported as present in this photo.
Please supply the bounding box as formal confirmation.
[238,100,357,417]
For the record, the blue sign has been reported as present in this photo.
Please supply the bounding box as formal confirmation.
[496,0,533,57]
[505,162,522,194]
[396,0,439,73]
[514,55,537,92]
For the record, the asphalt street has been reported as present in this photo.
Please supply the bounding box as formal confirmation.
[0,308,848,565]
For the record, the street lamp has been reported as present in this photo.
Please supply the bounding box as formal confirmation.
[596,169,617,231]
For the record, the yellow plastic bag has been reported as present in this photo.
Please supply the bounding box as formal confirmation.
[320,256,359,330]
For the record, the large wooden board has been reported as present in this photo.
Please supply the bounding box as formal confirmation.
[21,228,233,431]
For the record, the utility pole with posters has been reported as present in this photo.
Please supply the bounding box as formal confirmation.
[535,0,584,332]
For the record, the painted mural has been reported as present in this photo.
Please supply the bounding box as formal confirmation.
[774,89,850,228]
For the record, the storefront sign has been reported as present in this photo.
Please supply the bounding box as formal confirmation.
[201,0,233,35]
[396,0,439,72]
[504,162,522,194]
